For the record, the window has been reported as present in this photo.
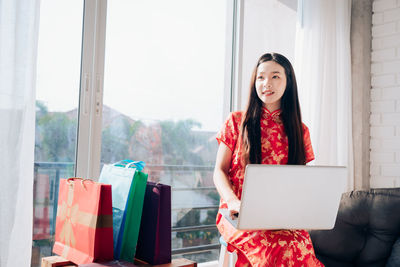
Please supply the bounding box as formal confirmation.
[102,1,228,262]
[32,1,84,266]
[240,0,297,108]
[32,0,232,265]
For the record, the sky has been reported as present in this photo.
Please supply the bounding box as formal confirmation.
[36,0,228,132]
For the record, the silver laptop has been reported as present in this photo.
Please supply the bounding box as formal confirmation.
[221,164,347,230]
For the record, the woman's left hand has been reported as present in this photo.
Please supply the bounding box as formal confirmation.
[227,197,241,220]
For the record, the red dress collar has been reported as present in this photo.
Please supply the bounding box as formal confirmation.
[262,107,282,121]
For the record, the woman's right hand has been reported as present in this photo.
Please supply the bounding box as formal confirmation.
[226,198,241,220]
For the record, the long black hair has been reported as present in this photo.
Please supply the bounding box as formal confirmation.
[241,53,306,165]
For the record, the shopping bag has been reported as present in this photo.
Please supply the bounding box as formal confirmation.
[118,170,148,261]
[52,178,113,264]
[135,182,172,265]
[99,160,145,258]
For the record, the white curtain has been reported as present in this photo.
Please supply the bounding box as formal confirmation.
[0,0,40,266]
[295,0,354,189]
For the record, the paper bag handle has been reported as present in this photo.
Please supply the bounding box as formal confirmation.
[67,177,94,190]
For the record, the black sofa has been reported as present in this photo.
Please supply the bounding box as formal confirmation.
[310,188,400,267]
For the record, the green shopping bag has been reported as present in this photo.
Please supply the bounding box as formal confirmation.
[119,170,148,261]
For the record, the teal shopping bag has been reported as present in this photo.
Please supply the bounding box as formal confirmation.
[119,170,148,261]
[99,160,147,259]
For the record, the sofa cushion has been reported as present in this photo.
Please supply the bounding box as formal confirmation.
[309,188,400,267]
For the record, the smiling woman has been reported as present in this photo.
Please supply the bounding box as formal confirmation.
[255,61,287,112]
[213,53,320,266]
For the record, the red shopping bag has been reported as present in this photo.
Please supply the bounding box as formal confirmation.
[53,178,113,264]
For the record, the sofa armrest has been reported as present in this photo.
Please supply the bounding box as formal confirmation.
[310,188,400,267]
[387,236,400,267]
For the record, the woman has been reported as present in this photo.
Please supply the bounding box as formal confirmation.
[213,53,323,266]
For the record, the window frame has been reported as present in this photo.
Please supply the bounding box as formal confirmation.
[32,0,245,263]
[75,0,107,179]
[75,0,241,178]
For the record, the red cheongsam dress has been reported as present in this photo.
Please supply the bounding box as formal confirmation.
[216,108,323,267]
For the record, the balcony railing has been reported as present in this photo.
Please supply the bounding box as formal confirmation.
[32,162,221,266]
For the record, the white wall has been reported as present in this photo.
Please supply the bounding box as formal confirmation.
[240,0,297,109]
[370,0,400,187]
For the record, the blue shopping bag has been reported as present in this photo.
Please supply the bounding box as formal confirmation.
[99,160,146,258]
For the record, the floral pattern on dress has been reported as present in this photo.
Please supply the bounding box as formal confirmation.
[215,108,322,267]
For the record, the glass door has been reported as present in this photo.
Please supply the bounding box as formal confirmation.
[102,0,229,262]
[32,1,84,265]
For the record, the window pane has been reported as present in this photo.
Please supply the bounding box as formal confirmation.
[103,0,228,263]
[32,1,83,266]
